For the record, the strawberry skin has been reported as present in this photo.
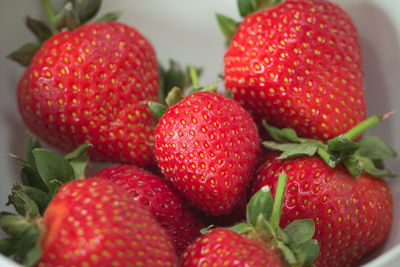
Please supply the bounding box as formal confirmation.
[154,92,260,215]
[18,21,159,167]
[252,154,393,266]
[224,0,366,141]
[92,164,204,255]
[38,178,178,266]
[181,228,284,266]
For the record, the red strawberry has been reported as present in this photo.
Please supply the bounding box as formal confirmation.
[181,173,320,266]
[219,0,366,141]
[17,21,158,166]
[181,228,284,266]
[11,1,160,167]
[1,178,178,266]
[0,138,179,266]
[252,154,393,266]
[154,91,260,215]
[92,164,205,255]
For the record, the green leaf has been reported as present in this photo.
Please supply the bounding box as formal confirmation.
[11,189,40,218]
[7,43,41,67]
[26,134,41,167]
[263,122,301,143]
[149,102,168,119]
[95,10,123,22]
[275,240,298,265]
[12,184,51,215]
[9,154,32,169]
[359,157,397,178]
[53,2,81,32]
[25,15,52,43]
[276,227,290,244]
[262,141,320,159]
[0,215,31,237]
[0,238,19,256]
[64,144,89,180]
[255,215,275,239]
[284,219,315,249]
[373,159,385,170]
[227,223,253,235]
[327,135,360,154]
[246,186,273,226]
[76,0,102,24]
[33,148,75,194]
[293,239,320,265]
[358,136,397,160]
[216,13,239,42]
[24,242,42,267]
[20,167,48,192]
[158,60,203,104]
[342,155,363,178]
[165,87,185,107]
[225,90,233,99]
[15,225,41,267]
[238,0,257,17]
[159,61,185,103]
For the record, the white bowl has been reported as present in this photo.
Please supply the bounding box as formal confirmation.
[0,0,398,266]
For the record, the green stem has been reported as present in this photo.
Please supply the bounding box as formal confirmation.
[317,147,335,167]
[42,0,55,32]
[189,66,199,88]
[270,172,287,232]
[344,111,395,140]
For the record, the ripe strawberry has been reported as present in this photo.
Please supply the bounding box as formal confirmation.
[0,177,178,266]
[219,0,366,141]
[154,91,260,215]
[17,20,159,167]
[181,228,284,266]
[252,154,393,266]
[181,173,319,266]
[40,178,178,266]
[92,164,204,255]
[1,136,180,266]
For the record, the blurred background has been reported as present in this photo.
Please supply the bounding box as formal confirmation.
[0,1,399,266]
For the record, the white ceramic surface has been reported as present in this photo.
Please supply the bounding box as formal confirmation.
[0,0,399,266]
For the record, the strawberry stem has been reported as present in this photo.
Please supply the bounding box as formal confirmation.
[270,172,287,232]
[42,0,55,32]
[189,66,199,88]
[343,111,396,141]
[317,147,335,167]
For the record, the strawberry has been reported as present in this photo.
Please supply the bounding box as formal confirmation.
[181,173,320,266]
[1,137,178,266]
[251,115,396,266]
[182,228,284,266]
[38,178,178,266]
[12,2,159,167]
[217,0,366,141]
[153,87,260,215]
[253,156,392,266]
[92,164,205,255]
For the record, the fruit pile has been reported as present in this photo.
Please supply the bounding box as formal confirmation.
[1,0,397,266]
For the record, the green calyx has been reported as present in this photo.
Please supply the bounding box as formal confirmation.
[216,0,283,44]
[0,134,90,265]
[8,0,122,67]
[262,112,397,178]
[150,66,220,119]
[158,59,204,105]
[203,173,319,266]
[0,213,44,267]
[8,134,90,203]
